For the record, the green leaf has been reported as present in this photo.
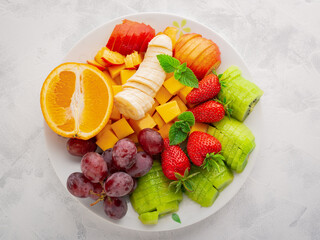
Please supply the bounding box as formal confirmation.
[181,19,187,27]
[212,69,217,76]
[175,121,190,133]
[179,68,199,88]
[182,180,194,192]
[172,213,181,223]
[174,70,182,80]
[218,74,223,79]
[173,21,180,28]
[177,62,187,72]
[183,27,191,32]
[169,123,188,145]
[157,54,180,73]
[178,112,195,126]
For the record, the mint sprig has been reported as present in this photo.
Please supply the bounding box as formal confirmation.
[157,54,199,88]
[169,112,195,145]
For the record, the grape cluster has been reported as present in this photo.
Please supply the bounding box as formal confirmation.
[65,128,164,220]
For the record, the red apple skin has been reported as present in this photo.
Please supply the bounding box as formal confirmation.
[107,24,121,50]
[183,39,213,67]
[176,37,203,62]
[101,48,125,66]
[87,60,106,71]
[174,33,202,55]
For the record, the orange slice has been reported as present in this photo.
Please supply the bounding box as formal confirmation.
[40,63,113,140]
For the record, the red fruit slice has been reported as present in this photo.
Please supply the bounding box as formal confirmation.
[140,27,156,52]
[107,24,121,50]
[113,24,132,53]
[119,25,135,55]
[101,48,125,66]
[87,59,106,71]
[174,33,202,55]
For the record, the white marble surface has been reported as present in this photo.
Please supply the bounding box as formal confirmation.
[1,0,320,239]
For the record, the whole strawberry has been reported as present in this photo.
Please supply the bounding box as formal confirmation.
[161,138,190,180]
[186,74,221,104]
[188,100,225,123]
[187,131,224,169]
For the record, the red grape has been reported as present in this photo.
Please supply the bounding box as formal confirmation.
[66,138,97,157]
[102,148,118,175]
[128,178,138,195]
[104,172,133,197]
[138,128,164,155]
[89,182,104,200]
[66,172,93,198]
[104,197,127,220]
[112,138,137,170]
[81,152,108,183]
[126,152,153,177]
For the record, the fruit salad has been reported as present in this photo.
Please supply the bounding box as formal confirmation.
[40,19,263,225]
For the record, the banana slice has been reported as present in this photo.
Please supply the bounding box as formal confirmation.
[114,91,145,120]
[131,90,154,113]
[144,47,172,58]
[128,75,161,92]
[148,34,172,51]
[139,60,165,72]
[135,67,166,87]
[123,81,156,97]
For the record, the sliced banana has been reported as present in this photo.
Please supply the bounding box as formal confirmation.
[148,34,172,51]
[114,91,145,120]
[128,75,161,92]
[123,81,156,97]
[135,66,166,86]
[131,89,154,113]
[144,47,172,58]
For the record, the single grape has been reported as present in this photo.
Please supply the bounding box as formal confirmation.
[104,197,128,220]
[126,152,153,178]
[112,138,137,170]
[66,172,93,198]
[128,178,138,195]
[104,172,134,197]
[81,152,108,183]
[66,138,97,157]
[89,182,104,200]
[102,148,118,175]
[138,128,164,155]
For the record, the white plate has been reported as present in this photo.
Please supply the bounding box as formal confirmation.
[44,12,262,232]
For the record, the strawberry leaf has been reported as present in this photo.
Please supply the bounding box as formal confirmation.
[172,213,181,223]
[178,112,195,126]
[157,54,180,73]
[218,74,223,79]
[212,69,217,76]
[182,180,193,192]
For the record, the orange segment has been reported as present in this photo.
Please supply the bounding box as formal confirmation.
[40,62,113,140]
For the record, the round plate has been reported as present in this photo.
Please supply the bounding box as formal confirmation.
[44,12,262,232]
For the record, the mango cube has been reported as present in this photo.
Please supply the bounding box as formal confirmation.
[156,101,181,123]
[190,122,209,133]
[102,71,118,85]
[127,132,138,143]
[111,118,134,139]
[120,69,136,85]
[110,106,121,120]
[155,86,173,105]
[96,129,119,151]
[163,76,185,95]
[108,64,126,79]
[147,99,159,116]
[152,112,165,129]
[112,85,123,96]
[129,113,156,133]
[96,123,112,140]
[158,122,173,139]
[171,96,188,112]
[177,86,193,104]
[113,75,122,85]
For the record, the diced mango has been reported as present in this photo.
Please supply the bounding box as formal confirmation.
[96,123,112,140]
[156,101,181,123]
[120,69,136,85]
[112,85,123,96]
[158,122,173,139]
[96,129,119,151]
[111,118,134,139]
[113,75,122,85]
[177,86,193,104]
[155,86,173,105]
[190,122,209,133]
[163,76,185,95]
[102,71,118,85]
[152,112,165,129]
[171,95,188,112]
[110,106,121,120]
[147,99,159,116]
[163,27,179,48]
[108,64,126,79]
[127,132,139,143]
[129,113,156,133]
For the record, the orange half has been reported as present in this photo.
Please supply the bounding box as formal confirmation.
[40,63,113,140]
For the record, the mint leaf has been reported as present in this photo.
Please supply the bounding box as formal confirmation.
[174,70,182,80]
[177,62,187,72]
[157,54,180,73]
[178,112,195,126]
[175,121,190,133]
[172,213,181,224]
[179,68,199,88]
[169,123,188,145]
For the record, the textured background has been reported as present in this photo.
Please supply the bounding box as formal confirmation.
[1,0,320,239]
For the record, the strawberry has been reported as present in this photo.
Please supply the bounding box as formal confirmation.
[188,100,225,123]
[186,74,221,104]
[161,138,198,192]
[187,131,224,169]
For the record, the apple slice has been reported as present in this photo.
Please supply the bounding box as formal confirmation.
[183,39,213,67]
[174,33,201,55]
[174,36,202,60]
[101,48,125,66]
[95,47,109,67]
[87,59,106,71]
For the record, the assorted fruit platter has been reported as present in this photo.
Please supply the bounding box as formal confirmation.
[41,15,263,227]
